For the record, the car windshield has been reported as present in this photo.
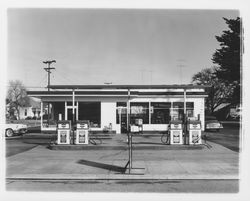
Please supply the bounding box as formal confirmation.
[205,116,217,120]
[207,120,219,123]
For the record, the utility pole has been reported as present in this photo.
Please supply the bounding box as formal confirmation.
[43,60,56,126]
[43,60,56,91]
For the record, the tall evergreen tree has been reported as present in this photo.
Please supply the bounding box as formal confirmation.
[212,17,241,104]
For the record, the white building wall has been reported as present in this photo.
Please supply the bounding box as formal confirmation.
[113,97,205,132]
[193,98,205,130]
[101,102,119,133]
[171,97,205,131]
[142,124,169,131]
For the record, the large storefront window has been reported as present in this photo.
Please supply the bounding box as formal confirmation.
[42,102,61,128]
[116,102,150,125]
[130,102,149,124]
[151,102,171,124]
[78,102,101,128]
[172,102,194,120]
[53,102,65,121]
[186,102,194,118]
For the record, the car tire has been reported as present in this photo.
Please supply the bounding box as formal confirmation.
[5,129,14,137]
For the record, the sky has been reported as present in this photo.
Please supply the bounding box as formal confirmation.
[7,9,239,89]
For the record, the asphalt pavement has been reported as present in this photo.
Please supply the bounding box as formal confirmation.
[3,122,242,193]
[6,133,239,181]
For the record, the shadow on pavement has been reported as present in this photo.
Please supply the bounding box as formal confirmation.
[77,159,127,173]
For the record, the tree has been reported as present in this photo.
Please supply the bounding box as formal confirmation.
[212,17,241,104]
[192,68,234,114]
[6,80,30,120]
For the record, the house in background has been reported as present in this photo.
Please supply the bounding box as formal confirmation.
[18,97,42,119]
[6,97,42,120]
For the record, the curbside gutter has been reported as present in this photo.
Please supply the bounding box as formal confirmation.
[6,174,239,181]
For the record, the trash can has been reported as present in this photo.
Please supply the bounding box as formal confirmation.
[75,120,89,144]
[57,120,71,144]
[187,120,202,145]
[169,120,183,145]
[135,118,143,134]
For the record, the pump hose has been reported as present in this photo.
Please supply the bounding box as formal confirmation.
[202,134,212,149]
[192,136,212,148]
[192,136,200,145]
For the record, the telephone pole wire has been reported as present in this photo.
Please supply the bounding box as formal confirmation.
[177,59,186,84]
[43,60,56,91]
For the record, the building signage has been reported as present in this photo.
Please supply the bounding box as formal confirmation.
[117,107,127,114]
[131,106,145,114]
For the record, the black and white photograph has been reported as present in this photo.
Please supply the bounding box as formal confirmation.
[1,0,249,200]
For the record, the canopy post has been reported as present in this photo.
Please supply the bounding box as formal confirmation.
[72,89,75,144]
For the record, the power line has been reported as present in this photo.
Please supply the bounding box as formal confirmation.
[54,69,74,84]
[35,74,48,87]
[177,59,187,84]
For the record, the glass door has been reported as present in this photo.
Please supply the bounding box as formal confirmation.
[65,101,78,122]
[67,108,77,122]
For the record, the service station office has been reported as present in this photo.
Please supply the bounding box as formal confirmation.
[27,85,208,134]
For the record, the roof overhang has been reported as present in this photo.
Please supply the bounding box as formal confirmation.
[49,84,210,90]
[27,85,209,100]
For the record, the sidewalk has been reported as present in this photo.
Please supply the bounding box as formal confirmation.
[6,134,239,180]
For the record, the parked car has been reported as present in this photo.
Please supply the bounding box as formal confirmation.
[205,116,223,132]
[5,122,28,137]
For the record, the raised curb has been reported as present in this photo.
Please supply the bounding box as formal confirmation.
[6,174,239,180]
[48,144,205,150]
[5,136,23,140]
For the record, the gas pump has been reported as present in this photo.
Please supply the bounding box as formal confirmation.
[135,118,143,134]
[130,119,143,134]
[187,120,202,145]
[169,120,183,145]
[75,120,89,144]
[57,120,71,144]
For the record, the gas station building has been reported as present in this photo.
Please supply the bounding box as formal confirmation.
[27,85,208,134]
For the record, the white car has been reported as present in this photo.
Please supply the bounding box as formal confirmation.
[5,123,28,137]
[205,116,223,132]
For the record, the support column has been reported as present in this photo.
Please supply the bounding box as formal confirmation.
[72,89,75,123]
[72,89,75,145]
[76,101,79,120]
[40,101,43,130]
[65,101,67,120]
[127,89,130,132]
[170,101,173,120]
[127,89,132,173]
[184,89,187,117]
[184,89,187,144]
[149,102,151,125]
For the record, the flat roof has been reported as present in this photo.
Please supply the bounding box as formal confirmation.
[27,91,207,96]
[49,84,210,90]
